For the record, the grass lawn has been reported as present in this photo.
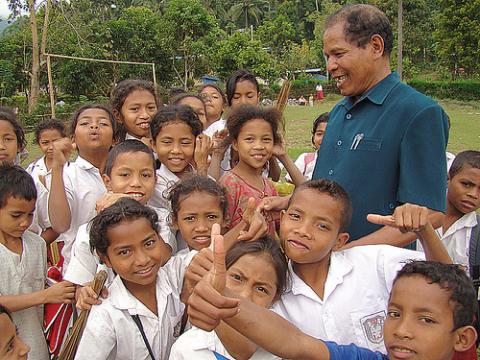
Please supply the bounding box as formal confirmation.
[20,94,479,166]
[282,95,480,160]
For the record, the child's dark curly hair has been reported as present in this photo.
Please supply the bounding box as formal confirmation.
[226,105,281,145]
[0,106,26,152]
[34,118,67,144]
[168,174,228,223]
[150,104,203,141]
[89,198,158,257]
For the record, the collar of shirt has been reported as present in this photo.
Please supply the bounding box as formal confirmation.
[188,327,219,352]
[288,252,353,302]
[441,211,478,238]
[156,163,181,184]
[108,271,173,319]
[75,156,98,172]
[125,133,141,141]
[339,71,400,110]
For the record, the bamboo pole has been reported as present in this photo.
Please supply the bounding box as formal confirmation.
[152,63,157,95]
[46,55,56,118]
[44,53,155,66]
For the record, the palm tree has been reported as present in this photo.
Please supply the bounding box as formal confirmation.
[228,0,269,29]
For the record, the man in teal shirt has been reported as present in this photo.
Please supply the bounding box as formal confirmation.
[312,4,449,241]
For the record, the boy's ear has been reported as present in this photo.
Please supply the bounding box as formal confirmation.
[97,251,112,268]
[279,209,286,222]
[332,232,349,251]
[453,325,477,353]
[102,174,112,191]
[171,216,179,231]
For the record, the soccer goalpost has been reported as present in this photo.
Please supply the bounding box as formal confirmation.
[44,52,157,118]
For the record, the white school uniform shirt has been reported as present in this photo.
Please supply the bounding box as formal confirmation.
[149,165,181,211]
[26,157,51,235]
[75,251,196,360]
[64,207,176,286]
[285,152,318,182]
[47,156,106,274]
[417,211,478,271]
[203,118,226,138]
[272,245,424,354]
[0,232,49,360]
[169,326,280,360]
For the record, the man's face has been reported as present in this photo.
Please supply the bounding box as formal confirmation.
[323,21,379,97]
[384,275,464,360]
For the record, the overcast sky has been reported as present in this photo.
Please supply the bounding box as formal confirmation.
[0,1,11,19]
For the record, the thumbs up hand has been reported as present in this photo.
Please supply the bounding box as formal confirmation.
[187,225,240,331]
[367,203,429,234]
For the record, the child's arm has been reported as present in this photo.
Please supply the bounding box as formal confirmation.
[208,129,229,180]
[367,203,452,263]
[0,281,75,312]
[268,158,281,182]
[48,138,73,233]
[193,134,212,177]
[188,234,330,360]
[41,227,59,245]
[273,134,307,186]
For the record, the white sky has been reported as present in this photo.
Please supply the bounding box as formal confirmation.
[0,1,11,19]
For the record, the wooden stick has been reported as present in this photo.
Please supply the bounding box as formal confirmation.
[47,55,56,118]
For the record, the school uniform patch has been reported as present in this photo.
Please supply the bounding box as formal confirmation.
[360,311,386,344]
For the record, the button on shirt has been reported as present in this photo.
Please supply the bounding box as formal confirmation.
[75,251,196,360]
[312,72,449,240]
[272,245,424,353]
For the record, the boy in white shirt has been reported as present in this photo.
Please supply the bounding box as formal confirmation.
[267,179,451,353]
[75,198,195,360]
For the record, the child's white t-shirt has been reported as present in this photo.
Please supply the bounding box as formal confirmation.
[75,250,196,360]
[286,152,318,182]
[47,156,106,274]
[169,325,280,360]
[0,231,49,360]
[203,118,226,138]
[272,245,424,354]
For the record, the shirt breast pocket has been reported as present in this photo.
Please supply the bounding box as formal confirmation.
[352,137,383,152]
[350,308,387,353]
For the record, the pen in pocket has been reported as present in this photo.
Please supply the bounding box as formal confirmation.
[350,133,364,150]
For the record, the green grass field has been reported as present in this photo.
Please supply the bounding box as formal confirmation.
[21,95,479,166]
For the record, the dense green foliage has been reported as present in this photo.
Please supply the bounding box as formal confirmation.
[408,80,480,101]
[0,0,479,109]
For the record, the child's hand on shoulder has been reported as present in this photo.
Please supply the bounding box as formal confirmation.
[45,280,76,304]
[367,203,430,234]
[75,283,109,311]
[51,137,73,168]
[212,129,229,156]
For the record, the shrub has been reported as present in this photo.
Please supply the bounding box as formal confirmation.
[407,79,480,101]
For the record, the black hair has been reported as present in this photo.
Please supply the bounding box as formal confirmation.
[326,4,394,56]
[0,106,26,152]
[226,236,289,299]
[110,79,159,141]
[449,150,480,179]
[104,140,156,177]
[0,304,13,321]
[225,70,260,106]
[89,197,158,256]
[172,94,207,119]
[199,84,227,105]
[226,105,281,145]
[69,104,117,141]
[311,112,329,145]
[168,174,228,222]
[150,104,203,141]
[289,179,352,233]
[0,163,37,209]
[394,261,478,330]
[168,87,186,103]
[34,118,67,144]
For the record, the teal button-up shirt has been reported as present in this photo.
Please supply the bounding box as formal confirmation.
[312,72,449,240]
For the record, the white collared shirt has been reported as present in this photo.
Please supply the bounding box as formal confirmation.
[47,156,106,274]
[75,251,196,360]
[64,208,176,286]
[417,211,478,271]
[203,119,226,138]
[272,245,424,353]
[169,326,280,360]
[149,165,181,211]
[26,157,52,234]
